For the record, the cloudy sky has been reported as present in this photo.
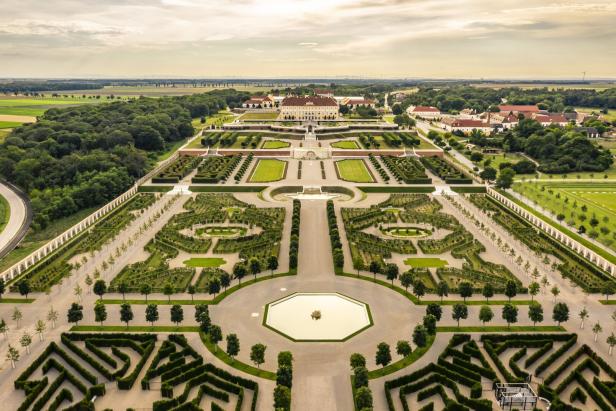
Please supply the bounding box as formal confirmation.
[1,0,615,79]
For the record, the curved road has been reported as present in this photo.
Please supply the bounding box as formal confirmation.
[0,180,31,258]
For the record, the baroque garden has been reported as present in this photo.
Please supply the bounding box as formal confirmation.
[0,93,616,411]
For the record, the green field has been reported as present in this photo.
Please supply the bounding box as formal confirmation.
[0,129,10,143]
[191,110,235,129]
[249,159,287,182]
[261,140,290,149]
[183,257,226,267]
[336,159,375,183]
[0,96,101,117]
[404,257,449,268]
[513,181,616,252]
[479,152,528,169]
[0,121,22,129]
[331,140,360,149]
[61,84,274,97]
[240,112,279,120]
[0,194,9,234]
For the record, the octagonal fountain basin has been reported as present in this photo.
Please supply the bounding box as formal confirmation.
[264,292,372,342]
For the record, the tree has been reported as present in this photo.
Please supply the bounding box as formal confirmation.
[551,285,560,302]
[273,385,292,410]
[73,284,83,302]
[505,281,517,302]
[120,303,133,328]
[93,280,107,300]
[140,284,152,302]
[187,285,196,301]
[400,271,414,292]
[602,281,615,302]
[350,353,366,369]
[479,306,494,326]
[593,322,603,342]
[17,280,31,299]
[502,304,518,329]
[163,283,174,303]
[226,334,240,362]
[209,325,222,351]
[250,343,266,368]
[528,282,540,301]
[20,332,32,354]
[413,324,428,348]
[267,255,279,278]
[277,365,293,388]
[392,104,403,115]
[375,342,392,367]
[578,308,589,329]
[353,366,369,388]
[480,167,497,182]
[0,278,5,299]
[413,280,426,301]
[12,307,23,328]
[607,333,616,356]
[396,340,412,357]
[423,314,437,335]
[553,302,569,326]
[208,277,221,298]
[482,284,494,302]
[6,344,19,368]
[47,307,58,329]
[437,281,449,302]
[67,303,83,326]
[233,263,246,285]
[249,257,261,280]
[496,168,516,189]
[0,319,7,339]
[528,302,544,327]
[452,304,468,327]
[278,351,293,368]
[385,263,399,285]
[354,386,373,410]
[145,304,159,326]
[369,260,380,282]
[426,303,442,321]
[118,282,128,301]
[220,272,231,294]
[459,282,473,302]
[94,301,107,326]
[170,305,184,327]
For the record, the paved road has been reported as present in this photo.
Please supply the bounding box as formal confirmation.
[0,180,30,258]
[415,120,476,171]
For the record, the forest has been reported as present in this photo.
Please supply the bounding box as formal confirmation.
[0,89,249,229]
[400,86,616,114]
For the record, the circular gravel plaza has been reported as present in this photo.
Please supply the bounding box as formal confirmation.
[263,292,373,341]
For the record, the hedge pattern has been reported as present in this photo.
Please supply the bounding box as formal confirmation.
[420,156,472,184]
[153,156,202,184]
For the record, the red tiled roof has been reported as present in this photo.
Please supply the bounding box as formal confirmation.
[444,118,488,127]
[346,98,375,105]
[498,105,540,113]
[282,96,338,107]
[315,89,333,94]
[411,106,440,112]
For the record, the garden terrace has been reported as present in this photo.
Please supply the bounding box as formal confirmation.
[191,155,241,184]
[152,156,202,183]
[13,332,157,410]
[469,194,616,292]
[381,155,432,184]
[358,132,421,149]
[200,131,263,149]
[420,156,472,184]
[9,194,157,292]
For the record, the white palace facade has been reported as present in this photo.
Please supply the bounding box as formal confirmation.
[279,96,339,120]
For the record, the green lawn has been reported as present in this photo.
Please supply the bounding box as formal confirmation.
[576,107,616,122]
[513,181,616,253]
[404,257,449,268]
[336,159,375,183]
[331,140,360,149]
[0,121,22,129]
[0,194,9,234]
[481,152,528,169]
[261,140,290,149]
[183,257,226,267]
[240,112,279,120]
[249,159,287,182]
[436,326,566,332]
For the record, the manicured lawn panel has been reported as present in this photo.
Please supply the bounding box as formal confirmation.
[404,257,449,268]
[248,159,287,182]
[331,140,360,149]
[261,140,291,149]
[183,257,226,267]
[336,159,375,183]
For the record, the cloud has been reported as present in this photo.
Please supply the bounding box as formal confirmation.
[298,42,318,47]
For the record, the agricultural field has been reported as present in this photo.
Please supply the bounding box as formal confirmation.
[0,120,22,129]
[383,333,615,411]
[249,159,287,183]
[335,159,375,183]
[0,96,101,117]
[331,140,360,149]
[61,84,273,96]
[512,181,616,252]
[261,140,290,149]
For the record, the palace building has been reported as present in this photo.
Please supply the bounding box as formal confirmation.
[279,96,339,120]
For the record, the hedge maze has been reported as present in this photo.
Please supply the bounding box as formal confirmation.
[191,155,241,184]
[384,333,616,411]
[358,132,421,149]
[469,194,616,293]
[381,156,432,184]
[111,194,284,293]
[153,156,203,184]
[14,333,259,411]
[10,194,157,292]
[420,156,472,184]
[342,194,519,292]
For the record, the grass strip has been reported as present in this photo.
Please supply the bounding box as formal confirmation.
[436,326,566,332]
[71,325,199,332]
[0,298,35,304]
[367,333,435,379]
